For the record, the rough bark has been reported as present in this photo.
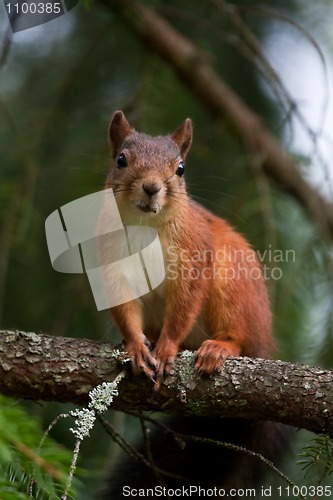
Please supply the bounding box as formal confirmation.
[1,330,332,437]
[99,0,333,241]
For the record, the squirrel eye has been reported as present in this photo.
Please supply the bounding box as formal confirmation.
[117,153,128,168]
[176,161,185,177]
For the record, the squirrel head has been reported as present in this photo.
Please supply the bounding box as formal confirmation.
[106,110,192,222]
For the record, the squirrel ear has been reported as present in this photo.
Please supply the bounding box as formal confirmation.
[171,118,193,160]
[108,111,133,155]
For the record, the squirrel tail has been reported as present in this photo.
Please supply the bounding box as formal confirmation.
[99,416,291,498]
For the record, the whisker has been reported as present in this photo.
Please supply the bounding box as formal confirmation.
[188,175,228,182]
[188,187,235,199]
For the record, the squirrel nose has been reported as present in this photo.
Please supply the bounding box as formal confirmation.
[142,182,161,197]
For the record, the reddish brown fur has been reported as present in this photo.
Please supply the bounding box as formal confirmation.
[100,111,273,387]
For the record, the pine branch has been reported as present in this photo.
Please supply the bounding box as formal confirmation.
[1,330,332,437]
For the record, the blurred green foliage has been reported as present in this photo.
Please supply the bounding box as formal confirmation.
[0,0,333,497]
[0,395,78,499]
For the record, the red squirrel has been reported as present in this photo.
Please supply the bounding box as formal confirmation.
[99,112,290,498]
[100,110,274,386]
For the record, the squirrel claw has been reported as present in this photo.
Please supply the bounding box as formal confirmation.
[125,340,157,379]
[195,340,235,374]
[153,363,164,391]
[153,355,176,391]
[153,365,167,391]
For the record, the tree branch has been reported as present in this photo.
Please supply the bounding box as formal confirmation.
[99,0,333,241]
[1,330,332,437]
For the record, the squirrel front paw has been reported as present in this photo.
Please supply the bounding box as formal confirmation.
[152,339,179,390]
[124,337,157,380]
[195,339,240,374]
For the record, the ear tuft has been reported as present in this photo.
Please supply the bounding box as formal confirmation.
[171,118,193,160]
[108,111,133,155]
